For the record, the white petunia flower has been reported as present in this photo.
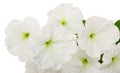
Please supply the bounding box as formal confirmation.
[31,23,77,70]
[100,44,120,73]
[5,17,40,61]
[48,3,84,34]
[77,16,119,58]
[64,49,100,73]
[25,49,99,73]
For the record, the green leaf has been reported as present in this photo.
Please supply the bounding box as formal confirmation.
[115,20,120,44]
[116,39,120,45]
[115,20,120,31]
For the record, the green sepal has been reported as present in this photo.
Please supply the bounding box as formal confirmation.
[98,53,104,64]
[82,19,86,26]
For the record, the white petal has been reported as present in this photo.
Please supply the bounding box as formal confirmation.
[25,61,38,73]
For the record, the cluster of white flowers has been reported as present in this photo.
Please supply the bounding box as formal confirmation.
[5,3,120,73]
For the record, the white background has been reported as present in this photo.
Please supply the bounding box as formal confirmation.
[0,0,120,73]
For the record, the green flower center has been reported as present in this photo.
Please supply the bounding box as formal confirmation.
[61,18,67,26]
[81,58,88,65]
[112,57,116,63]
[45,40,52,47]
[89,32,95,40]
[23,32,30,40]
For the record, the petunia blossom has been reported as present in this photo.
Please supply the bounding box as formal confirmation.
[77,16,119,58]
[5,17,40,61]
[48,3,84,34]
[31,23,77,70]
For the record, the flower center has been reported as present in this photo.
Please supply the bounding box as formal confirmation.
[23,32,30,40]
[112,57,116,63]
[45,40,52,48]
[89,32,95,40]
[81,58,88,65]
[61,18,67,26]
